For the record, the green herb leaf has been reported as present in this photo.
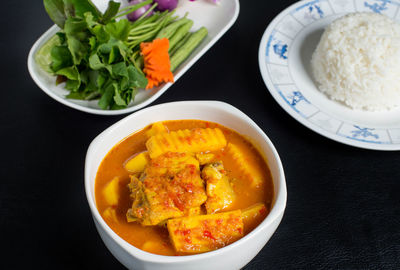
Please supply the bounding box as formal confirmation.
[120,77,129,90]
[87,70,99,90]
[56,32,67,44]
[89,54,105,70]
[98,42,112,54]
[84,12,97,28]
[127,65,148,88]
[43,0,67,28]
[108,45,121,64]
[113,85,126,106]
[97,72,106,88]
[85,91,101,100]
[102,1,121,24]
[116,40,128,61]
[112,62,128,78]
[80,69,89,85]
[112,62,129,89]
[65,79,81,92]
[66,91,86,99]
[50,45,73,72]
[66,89,97,100]
[123,89,134,104]
[98,80,115,109]
[92,25,110,43]
[64,17,87,35]
[89,36,96,50]
[55,66,79,80]
[63,0,101,20]
[105,19,130,41]
[96,38,126,65]
[111,103,126,110]
[63,1,75,18]
[67,35,87,65]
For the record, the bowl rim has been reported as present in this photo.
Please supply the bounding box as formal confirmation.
[84,100,287,263]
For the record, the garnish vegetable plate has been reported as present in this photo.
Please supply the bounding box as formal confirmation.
[28,0,239,115]
[259,0,400,150]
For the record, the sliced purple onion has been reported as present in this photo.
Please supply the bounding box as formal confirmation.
[189,0,220,3]
[154,0,178,11]
[127,0,154,22]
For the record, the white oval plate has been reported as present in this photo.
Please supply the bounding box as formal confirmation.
[259,0,400,150]
[28,0,239,115]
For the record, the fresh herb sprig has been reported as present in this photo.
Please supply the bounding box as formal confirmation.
[41,0,150,110]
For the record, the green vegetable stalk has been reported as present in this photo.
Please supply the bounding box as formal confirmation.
[170,27,208,72]
[168,19,193,52]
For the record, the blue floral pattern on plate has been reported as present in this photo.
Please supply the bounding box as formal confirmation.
[266,31,291,64]
[364,0,390,13]
[355,0,398,16]
[308,4,324,18]
[351,126,379,139]
[287,91,307,106]
[273,42,288,59]
[292,0,333,25]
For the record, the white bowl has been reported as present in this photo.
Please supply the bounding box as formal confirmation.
[27,0,239,115]
[84,101,287,269]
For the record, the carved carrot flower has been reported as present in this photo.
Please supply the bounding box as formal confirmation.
[140,38,174,89]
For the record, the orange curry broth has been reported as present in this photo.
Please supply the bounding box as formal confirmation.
[95,120,274,256]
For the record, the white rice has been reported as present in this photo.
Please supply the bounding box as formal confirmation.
[311,12,400,111]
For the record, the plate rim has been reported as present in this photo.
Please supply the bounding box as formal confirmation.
[258,0,400,151]
[27,0,240,116]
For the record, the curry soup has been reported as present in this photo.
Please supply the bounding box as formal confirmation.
[95,120,274,256]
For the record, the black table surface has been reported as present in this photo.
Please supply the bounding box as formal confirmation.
[2,0,400,269]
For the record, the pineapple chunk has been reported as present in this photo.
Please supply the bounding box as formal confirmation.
[226,143,264,187]
[201,162,235,214]
[146,128,227,158]
[183,206,203,217]
[103,177,120,206]
[146,122,169,138]
[167,210,243,254]
[103,207,118,223]
[242,203,268,233]
[125,152,150,173]
[195,153,215,165]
